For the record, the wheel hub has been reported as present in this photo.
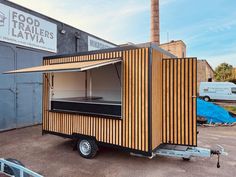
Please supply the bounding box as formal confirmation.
[79,140,91,156]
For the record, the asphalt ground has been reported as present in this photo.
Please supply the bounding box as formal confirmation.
[0,125,236,177]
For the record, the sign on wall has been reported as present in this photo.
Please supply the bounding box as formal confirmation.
[0,3,57,53]
[88,36,116,51]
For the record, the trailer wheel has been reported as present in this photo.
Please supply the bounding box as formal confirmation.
[203,96,210,102]
[77,139,98,159]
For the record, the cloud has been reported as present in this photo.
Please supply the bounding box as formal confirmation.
[9,0,236,67]
[159,7,236,68]
[9,0,180,44]
[207,53,236,69]
[10,0,150,44]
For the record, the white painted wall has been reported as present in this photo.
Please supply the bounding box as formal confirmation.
[91,63,121,101]
[53,72,85,99]
[52,63,121,101]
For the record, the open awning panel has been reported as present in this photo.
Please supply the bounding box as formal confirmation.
[4,58,122,74]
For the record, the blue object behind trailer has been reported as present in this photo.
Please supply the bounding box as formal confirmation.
[197,98,236,124]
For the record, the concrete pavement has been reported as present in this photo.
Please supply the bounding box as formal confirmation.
[0,125,235,177]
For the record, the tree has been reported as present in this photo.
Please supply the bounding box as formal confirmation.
[214,63,233,81]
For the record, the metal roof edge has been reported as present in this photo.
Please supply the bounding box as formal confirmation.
[43,42,177,60]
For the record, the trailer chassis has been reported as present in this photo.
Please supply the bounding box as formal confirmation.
[131,144,227,168]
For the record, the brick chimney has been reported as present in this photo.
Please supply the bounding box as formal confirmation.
[151,0,160,45]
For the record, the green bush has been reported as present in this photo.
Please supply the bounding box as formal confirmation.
[214,63,233,81]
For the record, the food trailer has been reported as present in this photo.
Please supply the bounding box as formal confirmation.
[5,43,226,166]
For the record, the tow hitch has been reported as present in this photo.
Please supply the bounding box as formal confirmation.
[131,144,228,168]
[210,145,228,168]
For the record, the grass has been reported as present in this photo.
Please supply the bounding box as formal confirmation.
[223,106,236,114]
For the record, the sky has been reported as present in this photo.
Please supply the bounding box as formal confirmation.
[10,0,236,68]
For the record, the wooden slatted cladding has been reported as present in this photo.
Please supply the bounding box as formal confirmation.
[151,49,163,149]
[162,58,197,146]
[42,48,150,152]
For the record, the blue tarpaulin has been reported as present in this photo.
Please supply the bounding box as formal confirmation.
[197,98,236,124]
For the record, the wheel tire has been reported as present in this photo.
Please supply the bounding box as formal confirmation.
[183,157,191,161]
[203,96,210,102]
[77,139,98,159]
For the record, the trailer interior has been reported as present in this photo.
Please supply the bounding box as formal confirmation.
[49,62,122,118]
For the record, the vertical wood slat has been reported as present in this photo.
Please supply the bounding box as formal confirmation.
[170,60,173,143]
[177,59,181,144]
[162,58,197,146]
[43,49,149,152]
[122,50,126,147]
[131,50,135,149]
[151,49,163,149]
[185,59,189,145]
[193,59,197,146]
[128,50,132,148]
[124,50,129,148]
[181,59,185,145]
[144,48,149,151]
[141,48,145,151]
[189,59,193,145]
[135,49,138,150]
[166,60,170,143]
[162,59,166,142]
[173,60,178,144]
[138,49,142,150]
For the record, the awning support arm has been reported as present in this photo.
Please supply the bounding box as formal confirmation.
[114,64,121,87]
[45,74,53,89]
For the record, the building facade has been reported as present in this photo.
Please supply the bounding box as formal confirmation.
[0,0,116,131]
[197,60,214,92]
[160,40,186,58]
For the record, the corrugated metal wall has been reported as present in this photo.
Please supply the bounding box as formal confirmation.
[0,44,45,131]
[0,45,16,130]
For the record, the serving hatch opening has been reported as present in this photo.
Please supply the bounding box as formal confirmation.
[4,58,122,118]
[50,62,122,118]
